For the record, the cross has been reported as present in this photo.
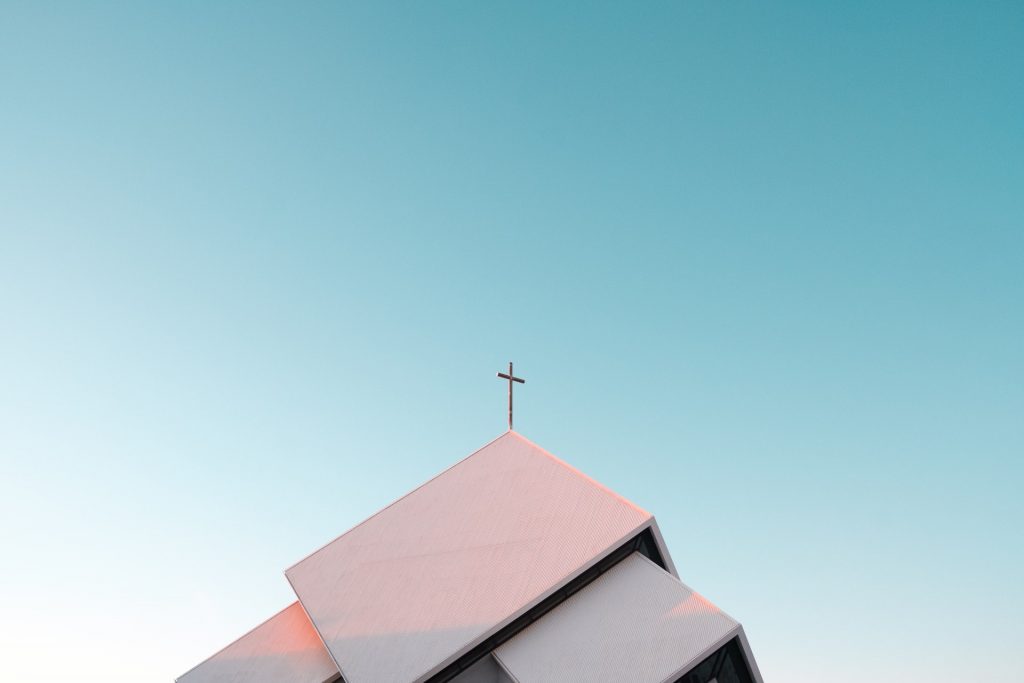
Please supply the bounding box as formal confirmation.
[496,362,525,431]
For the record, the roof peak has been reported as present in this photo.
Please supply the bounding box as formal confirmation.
[284,432,654,683]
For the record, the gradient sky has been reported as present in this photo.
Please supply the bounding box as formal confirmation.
[1,3,1021,682]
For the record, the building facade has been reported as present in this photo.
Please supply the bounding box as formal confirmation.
[178,432,763,683]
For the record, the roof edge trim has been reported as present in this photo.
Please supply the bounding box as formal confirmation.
[507,431,653,519]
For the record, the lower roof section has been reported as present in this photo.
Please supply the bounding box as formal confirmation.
[176,602,338,683]
[494,553,740,683]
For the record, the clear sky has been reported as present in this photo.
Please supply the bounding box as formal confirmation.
[1,2,1021,681]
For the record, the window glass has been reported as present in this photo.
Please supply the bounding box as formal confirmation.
[672,638,753,683]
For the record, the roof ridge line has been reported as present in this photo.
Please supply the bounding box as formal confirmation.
[283,431,514,574]
[507,431,652,519]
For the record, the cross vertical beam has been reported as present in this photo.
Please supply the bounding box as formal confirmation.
[496,362,525,431]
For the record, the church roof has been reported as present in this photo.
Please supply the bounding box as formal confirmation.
[176,602,338,683]
[284,431,657,683]
[494,553,741,683]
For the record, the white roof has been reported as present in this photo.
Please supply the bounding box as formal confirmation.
[285,431,654,683]
[494,553,739,683]
[176,602,338,683]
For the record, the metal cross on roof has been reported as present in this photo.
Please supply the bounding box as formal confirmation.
[496,361,525,431]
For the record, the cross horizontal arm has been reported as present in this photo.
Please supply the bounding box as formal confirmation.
[497,372,525,383]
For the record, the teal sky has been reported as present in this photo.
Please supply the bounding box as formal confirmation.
[1,3,1021,681]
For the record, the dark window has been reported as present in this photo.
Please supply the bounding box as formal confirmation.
[673,637,755,683]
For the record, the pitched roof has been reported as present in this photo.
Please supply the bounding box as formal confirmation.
[494,553,739,683]
[176,602,338,683]
[285,431,654,683]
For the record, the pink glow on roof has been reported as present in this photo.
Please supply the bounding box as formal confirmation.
[286,431,652,683]
[507,431,652,517]
[176,602,338,683]
[664,591,724,618]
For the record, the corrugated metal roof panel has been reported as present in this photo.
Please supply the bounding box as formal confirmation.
[177,601,338,683]
[286,431,652,683]
[494,553,739,683]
